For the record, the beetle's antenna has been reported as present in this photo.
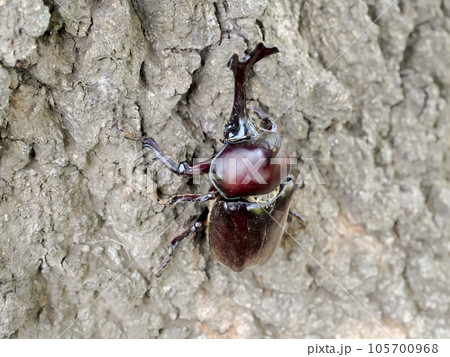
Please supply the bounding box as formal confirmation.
[224,43,279,141]
[116,120,143,141]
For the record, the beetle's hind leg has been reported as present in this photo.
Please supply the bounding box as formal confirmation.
[289,210,306,229]
[153,209,209,276]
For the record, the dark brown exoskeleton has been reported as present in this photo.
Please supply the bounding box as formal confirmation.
[119,43,305,274]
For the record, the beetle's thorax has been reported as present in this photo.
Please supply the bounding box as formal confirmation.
[209,130,291,199]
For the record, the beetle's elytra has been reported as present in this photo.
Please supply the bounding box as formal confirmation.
[209,177,295,272]
[119,43,305,274]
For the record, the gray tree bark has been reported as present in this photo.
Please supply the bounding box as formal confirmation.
[0,0,449,338]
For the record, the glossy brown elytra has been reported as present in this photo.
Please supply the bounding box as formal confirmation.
[119,43,305,274]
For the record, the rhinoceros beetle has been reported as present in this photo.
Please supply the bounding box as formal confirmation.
[119,43,305,274]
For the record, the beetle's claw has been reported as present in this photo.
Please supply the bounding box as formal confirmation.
[156,196,171,205]
[112,119,120,130]
[169,197,182,205]
[155,197,169,206]
[151,266,162,277]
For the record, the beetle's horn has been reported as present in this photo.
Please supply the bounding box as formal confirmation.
[227,43,279,80]
[224,43,279,141]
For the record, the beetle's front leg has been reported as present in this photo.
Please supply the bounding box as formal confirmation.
[117,123,212,177]
[142,137,213,176]
[153,209,209,276]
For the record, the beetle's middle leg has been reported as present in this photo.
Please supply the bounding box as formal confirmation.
[250,107,278,133]
[117,123,212,177]
[170,189,218,204]
[153,209,209,276]
[289,210,306,229]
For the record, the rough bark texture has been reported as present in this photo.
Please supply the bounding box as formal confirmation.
[1,0,449,338]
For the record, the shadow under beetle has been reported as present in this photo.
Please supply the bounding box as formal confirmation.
[119,43,305,274]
